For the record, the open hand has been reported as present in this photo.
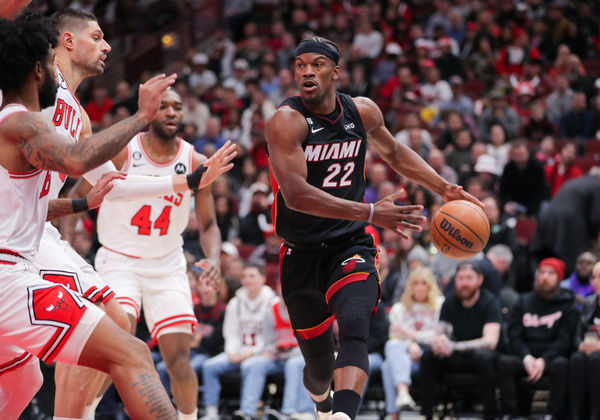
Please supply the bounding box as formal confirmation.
[199,141,237,189]
[86,171,126,209]
[137,73,178,123]
[371,191,426,239]
[195,258,221,289]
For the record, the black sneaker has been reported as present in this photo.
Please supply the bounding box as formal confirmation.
[263,407,290,420]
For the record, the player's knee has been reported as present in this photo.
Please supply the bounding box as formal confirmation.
[335,298,371,341]
[164,353,192,379]
[303,352,334,395]
[111,336,154,373]
[335,336,369,372]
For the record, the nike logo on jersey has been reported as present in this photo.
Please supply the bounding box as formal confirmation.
[311,126,324,134]
[132,162,147,167]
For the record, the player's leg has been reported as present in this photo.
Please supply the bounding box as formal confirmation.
[157,332,198,420]
[0,347,43,419]
[328,275,380,420]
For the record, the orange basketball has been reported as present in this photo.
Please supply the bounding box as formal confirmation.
[430,200,490,260]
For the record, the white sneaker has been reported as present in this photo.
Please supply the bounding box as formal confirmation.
[314,408,332,420]
[394,391,416,410]
[330,413,351,420]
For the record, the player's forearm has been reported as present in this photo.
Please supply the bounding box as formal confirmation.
[280,181,371,222]
[199,222,222,264]
[383,142,449,196]
[47,197,87,221]
[67,113,150,175]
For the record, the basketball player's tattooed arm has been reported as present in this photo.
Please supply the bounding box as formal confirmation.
[13,74,177,176]
[265,107,424,237]
[46,171,126,221]
[354,96,484,207]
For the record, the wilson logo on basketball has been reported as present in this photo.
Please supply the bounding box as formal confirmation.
[439,218,474,249]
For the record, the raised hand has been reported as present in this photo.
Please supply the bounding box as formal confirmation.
[442,184,484,208]
[371,190,426,238]
[137,74,178,124]
[86,171,127,209]
[198,141,237,189]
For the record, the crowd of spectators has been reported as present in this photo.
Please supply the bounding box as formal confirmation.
[24,0,600,419]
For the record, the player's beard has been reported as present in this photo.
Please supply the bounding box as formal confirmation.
[151,121,178,143]
[39,65,58,109]
[301,88,328,106]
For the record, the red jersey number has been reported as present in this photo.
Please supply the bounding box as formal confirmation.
[131,205,172,236]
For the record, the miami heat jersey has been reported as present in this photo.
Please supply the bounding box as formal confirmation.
[272,93,368,243]
[41,65,83,201]
[97,134,194,258]
[0,105,50,261]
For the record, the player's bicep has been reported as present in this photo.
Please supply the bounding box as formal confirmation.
[354,96,398,157]
[12,113,80,174]
[265,111,308,189]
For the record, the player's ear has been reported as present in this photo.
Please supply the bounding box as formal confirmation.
[332,64,340,81]
[34,61,44,81]
[61,30,76,51]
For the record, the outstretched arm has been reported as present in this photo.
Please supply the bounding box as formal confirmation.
[10,74,176,177]
[265,107,425,237]
[354,96,483,205]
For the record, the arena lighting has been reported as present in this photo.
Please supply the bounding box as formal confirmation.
[161,33,176,48]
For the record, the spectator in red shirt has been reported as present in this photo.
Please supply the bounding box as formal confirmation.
[545,141,583,196]
[85,86,113,127]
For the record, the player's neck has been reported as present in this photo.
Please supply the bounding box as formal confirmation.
[302,92,337,116]
[55,56,86,92]
[141,131,179,162]
[3,86,41,111]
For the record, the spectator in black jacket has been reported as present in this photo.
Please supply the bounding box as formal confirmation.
[569,261,600,420]
[419,262,501,420]
[559,91,594,142]
[499,139,549,216]
[498,258,578,420]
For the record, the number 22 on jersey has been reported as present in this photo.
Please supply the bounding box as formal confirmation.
[131,205,172,236]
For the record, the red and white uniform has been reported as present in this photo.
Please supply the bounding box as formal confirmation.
[95,135,197,338]
[35,66,115,303]
[0,104,104,367]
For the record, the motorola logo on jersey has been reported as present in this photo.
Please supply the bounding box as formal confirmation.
[57,72,67,90]
[174,163,187,174]
[304,139,362,162]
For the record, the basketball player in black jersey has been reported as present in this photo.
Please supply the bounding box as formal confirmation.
[265,37,483,420]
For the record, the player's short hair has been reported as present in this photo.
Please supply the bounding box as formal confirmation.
[51,8,97,34]
[0,13,58,94]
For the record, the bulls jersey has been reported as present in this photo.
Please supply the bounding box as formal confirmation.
[41,66,83,201]
[0,105,50,261]
[97,134,194,258]
[271,93,368,243]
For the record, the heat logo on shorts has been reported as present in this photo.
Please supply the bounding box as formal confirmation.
[341,254,365,273]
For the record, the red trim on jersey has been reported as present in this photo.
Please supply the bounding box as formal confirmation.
[56,65,81,106]
[8,169,42,178]
[116,296,141,319]
[0,351,33,376]
[0,104,27,125]
[83,286,101,303]
[150,314,198,338]
[188,142,195,172]
[0,249,24,257]
[325,272,369,305]
[122,140,133,172]
[312,95,343,124]
[268,160,280,236]
[99,285,115,303]
[296,315,335,340]
[102,246,141,259]
[0,260,16,265]
[138,135,184,167]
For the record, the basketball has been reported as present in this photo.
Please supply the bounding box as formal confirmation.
[430,200,490,260]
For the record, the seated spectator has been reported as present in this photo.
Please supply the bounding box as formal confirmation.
[478,89,520,142]
[544,74,573,125]
[239,182,272,246]
[381,267,443,420]
[473,154,500,196]
[200,263,277,420]
[544,141,582,197]
[498,258,577,420]
[427,148,458,185]
[499,139,549,216]
[522,100,556,143]
[85,86,113,129]
[156,268,225,394]
[486,124,510,172]
[569,261,600,420]
[406,127,430,160]
[433,75,474,127]
[394,112,434,151]
[419,262,502,420]
[445,127,474,176]
[193,116,227,155]
[481,195,518,256]
[559,91,594,142]
[561,251,597,306]
[534,135,557,166]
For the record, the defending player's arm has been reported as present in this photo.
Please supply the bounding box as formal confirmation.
[192,152,222,286]
[46,171,125,221]
[354,96,483,206]
[266,107,425,236]
[11,74,177,176]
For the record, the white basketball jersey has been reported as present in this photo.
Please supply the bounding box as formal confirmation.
[97,134,194,259]
[0,105,50,261]
[41,66,83,201]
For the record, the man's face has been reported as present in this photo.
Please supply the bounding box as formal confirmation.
[454,266,482,301]
[575,252,596,278]
[535,265,560,298]
[241,266,265,296]
[39,51,58,109]
[150,90,183,141]
[70,19,111,77]
[294,52,339,105]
